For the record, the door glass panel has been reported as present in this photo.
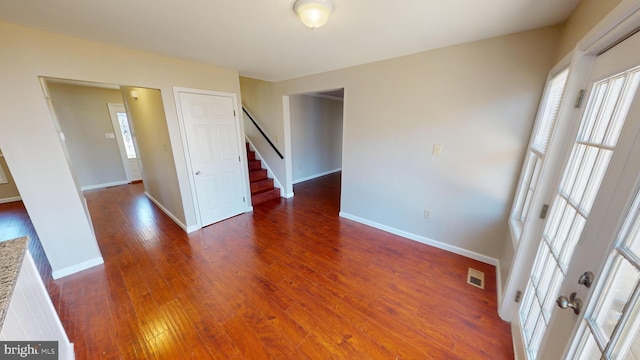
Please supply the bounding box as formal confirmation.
[593,257,639,343]
[117,112,137,159]
[575,186,640,359]
[617,300,640,359]
[576,330,604,360]
[521,66,640,360]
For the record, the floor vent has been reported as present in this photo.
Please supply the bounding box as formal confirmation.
[467,268,485,289]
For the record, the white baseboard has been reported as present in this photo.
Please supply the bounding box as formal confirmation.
[338,211,499,266]
[144,192,189,232]
[52,256,104,279]
[283,192,294,199]
[81,180,129,191]
[293,168,341,185]
[0,196,21,204]
[496,260,503,309]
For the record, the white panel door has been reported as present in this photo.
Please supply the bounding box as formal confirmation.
[178,92,245,226]
[522,31,640,359]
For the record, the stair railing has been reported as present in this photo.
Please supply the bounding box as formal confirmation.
[242,106,284,159]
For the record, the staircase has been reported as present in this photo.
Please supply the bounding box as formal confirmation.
[246,143,281,206]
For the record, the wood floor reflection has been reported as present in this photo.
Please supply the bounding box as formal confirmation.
[0,173,513,359]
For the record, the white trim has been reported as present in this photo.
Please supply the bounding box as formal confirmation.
[0,196,21,204]
[107,103,136,182]
[144,191,195,232]
[308,93,344,102]
[512,318,526,360]
[283,96,294,197]
[496,260,503,309]
[293,168,341,184]
[246,138,285,193]
[339,211,499,266]
[52,256,104,279]
[81,180,129,191]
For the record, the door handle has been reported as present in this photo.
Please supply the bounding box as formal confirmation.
[578,271,595,288]
[557,292,582,315]
[195,171,201,175]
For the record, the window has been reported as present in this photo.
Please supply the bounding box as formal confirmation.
[116,112,137,159]
[510,69,569,243]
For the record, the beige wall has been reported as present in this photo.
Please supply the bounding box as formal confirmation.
[47,83,127,189]
[122,86,185,223]
[241,26,561,259]
[555,0,622,61]
[0,156,20,201]
[0,21,242,277]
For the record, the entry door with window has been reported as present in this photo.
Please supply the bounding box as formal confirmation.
[177,91,246,227]
[520,31,640,359]
[107,103,142,182]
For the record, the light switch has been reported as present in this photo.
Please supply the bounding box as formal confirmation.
[433,144,442,156]
[105,133,116,139]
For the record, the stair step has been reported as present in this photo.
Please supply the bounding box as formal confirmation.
[249,169,268,182]
[247,151,256,161]
[251,188,281,206]
[248,159,262,170]
[251,178,274,194]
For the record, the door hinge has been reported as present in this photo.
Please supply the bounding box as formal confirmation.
[243,196,245,203]
[238,156,241,162]
[234,110,236,116]
[575,89,585,108]
[539,204,549,219]
[515,290,522,303]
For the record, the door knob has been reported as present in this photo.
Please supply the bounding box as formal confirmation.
[195,171,201,175]
[578,271,595,288]
[557,292,582,315]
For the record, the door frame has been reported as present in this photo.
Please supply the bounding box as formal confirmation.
[502,1,640,358]
[173,87,251,229]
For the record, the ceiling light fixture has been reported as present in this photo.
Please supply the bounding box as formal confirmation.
[294,0,334,30]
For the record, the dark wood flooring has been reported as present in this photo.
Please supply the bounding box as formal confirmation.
[0,173,513,359]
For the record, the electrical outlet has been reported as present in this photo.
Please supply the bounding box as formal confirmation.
[433,144,442,156]
[424,209,431,219]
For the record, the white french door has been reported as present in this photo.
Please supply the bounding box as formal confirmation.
[519,30,640,359]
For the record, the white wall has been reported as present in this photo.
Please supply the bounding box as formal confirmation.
[290,95,343,183]
[48,82,127,189]
[240,26,561,260]
[0,21,242,277]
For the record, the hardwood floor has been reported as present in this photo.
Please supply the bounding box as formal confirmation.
[0,173,514,359]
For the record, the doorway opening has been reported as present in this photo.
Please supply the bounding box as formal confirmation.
[288,88,344,209]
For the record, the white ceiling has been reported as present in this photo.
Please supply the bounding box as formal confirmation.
[0,0,580,82]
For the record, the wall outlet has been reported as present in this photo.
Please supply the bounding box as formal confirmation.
[433,144,442,156]
[424,209,431,218]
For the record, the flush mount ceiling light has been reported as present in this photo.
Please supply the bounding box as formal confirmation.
[294,0,334,30]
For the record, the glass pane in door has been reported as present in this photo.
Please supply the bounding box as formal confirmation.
[521,66,640,360]
[574,186,640,359]
[117,112,137,159]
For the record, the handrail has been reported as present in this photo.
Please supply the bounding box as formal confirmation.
[242,107,284,159]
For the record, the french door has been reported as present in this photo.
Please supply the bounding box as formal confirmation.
[520,30,640,359]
